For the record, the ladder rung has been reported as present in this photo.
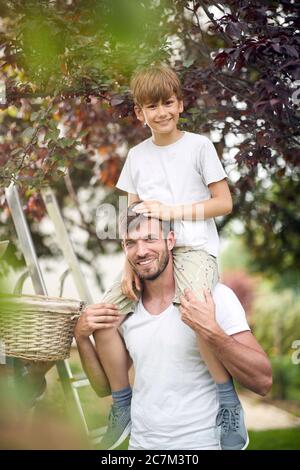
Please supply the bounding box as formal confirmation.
[89,426,107,445]
[71,377,90,389]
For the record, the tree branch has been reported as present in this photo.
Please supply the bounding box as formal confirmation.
[199,1,233,47]
[7,87,111,102]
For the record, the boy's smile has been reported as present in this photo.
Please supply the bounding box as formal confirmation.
[134,94,184,145]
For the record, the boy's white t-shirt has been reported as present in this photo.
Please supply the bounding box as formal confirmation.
[116,131,227,257]
[119,283,250,450]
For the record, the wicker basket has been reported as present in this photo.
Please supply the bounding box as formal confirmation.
[0,293,85,361]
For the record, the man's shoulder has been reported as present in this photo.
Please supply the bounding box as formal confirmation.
[213,283,241,306]
[213,283,250,334]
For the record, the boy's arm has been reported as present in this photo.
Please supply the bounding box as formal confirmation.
[181,179,232,220]
[133,179,232,221]
[76,336,111,397]
[74,304,132,397]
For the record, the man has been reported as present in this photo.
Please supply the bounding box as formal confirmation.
[75,209,272,450]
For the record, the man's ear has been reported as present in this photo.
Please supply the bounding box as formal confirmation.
[167,231,176,251]
[134,105,145,124]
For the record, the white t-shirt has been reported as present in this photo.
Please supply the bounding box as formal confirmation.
[119,283,250,450]
[116,131,227,257]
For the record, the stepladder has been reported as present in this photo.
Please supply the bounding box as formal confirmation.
[3,183,108,448]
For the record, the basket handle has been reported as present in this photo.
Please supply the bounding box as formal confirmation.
[13,269,30,295]
[13,268,86,318]
[59,270,87,319]
[58,268,71,298]
[14,268,73,298]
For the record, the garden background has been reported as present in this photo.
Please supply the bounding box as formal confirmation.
[0,0,299,450]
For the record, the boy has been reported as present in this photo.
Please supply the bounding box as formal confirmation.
[94,65,248,450]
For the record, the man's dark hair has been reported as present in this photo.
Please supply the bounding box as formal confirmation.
[119,202,173,239]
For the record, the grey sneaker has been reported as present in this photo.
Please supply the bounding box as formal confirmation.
[99,404,131,450]
[216,403,249,450]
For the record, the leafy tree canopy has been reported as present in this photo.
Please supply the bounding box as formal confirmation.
[0,0,299,285]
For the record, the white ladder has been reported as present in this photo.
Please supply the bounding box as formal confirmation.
[5,183,107,447]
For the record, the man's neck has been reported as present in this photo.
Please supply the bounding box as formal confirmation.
[142,259,175,316]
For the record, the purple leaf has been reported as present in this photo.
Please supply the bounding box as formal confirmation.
[282,45,299,58]
[110,96,124,106]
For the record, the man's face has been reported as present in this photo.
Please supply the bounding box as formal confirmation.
[123,218,174,281]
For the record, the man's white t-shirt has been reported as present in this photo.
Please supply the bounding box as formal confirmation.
[116,131,227,257]
[119,283,250,450]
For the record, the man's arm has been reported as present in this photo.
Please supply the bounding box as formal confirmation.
[201,329,272,396]
[180,289,272,397]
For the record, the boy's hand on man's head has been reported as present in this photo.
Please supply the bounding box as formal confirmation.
[133,200,173,221]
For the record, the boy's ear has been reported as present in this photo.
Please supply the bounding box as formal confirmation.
[134,104,145,123]
[179,99,184,113]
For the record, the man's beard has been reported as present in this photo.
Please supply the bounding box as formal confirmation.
[132,244,170,281]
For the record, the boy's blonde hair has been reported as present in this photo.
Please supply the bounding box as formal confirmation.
[130,64,183,107]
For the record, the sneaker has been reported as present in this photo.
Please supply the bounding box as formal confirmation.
[99,403,131,450]
[216,403,249,450]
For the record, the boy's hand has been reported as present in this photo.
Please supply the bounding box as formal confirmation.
[74,303,121,340]
[133,200,173,221]
[121,259,142,302]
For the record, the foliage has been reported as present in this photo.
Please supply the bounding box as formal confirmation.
[271,356,300,402]
[0,1,299,281]
[221,269,256,315]
[251,285,300,357]
[247,427,300,450]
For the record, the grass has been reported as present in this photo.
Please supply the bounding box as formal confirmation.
[248,428,300,450]
[116,430,300,451]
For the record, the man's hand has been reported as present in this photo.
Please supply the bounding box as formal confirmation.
[121,258,142,302]
[180,288,221,340]
[74,303,121,341]
[133,200,173,221]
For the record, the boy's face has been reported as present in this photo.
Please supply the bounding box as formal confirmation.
[134,95,184,137]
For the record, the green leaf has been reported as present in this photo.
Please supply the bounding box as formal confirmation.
[30,112,40,122]
[188,107,200,114]
[45,129,60,141]
[22,127,35,140]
